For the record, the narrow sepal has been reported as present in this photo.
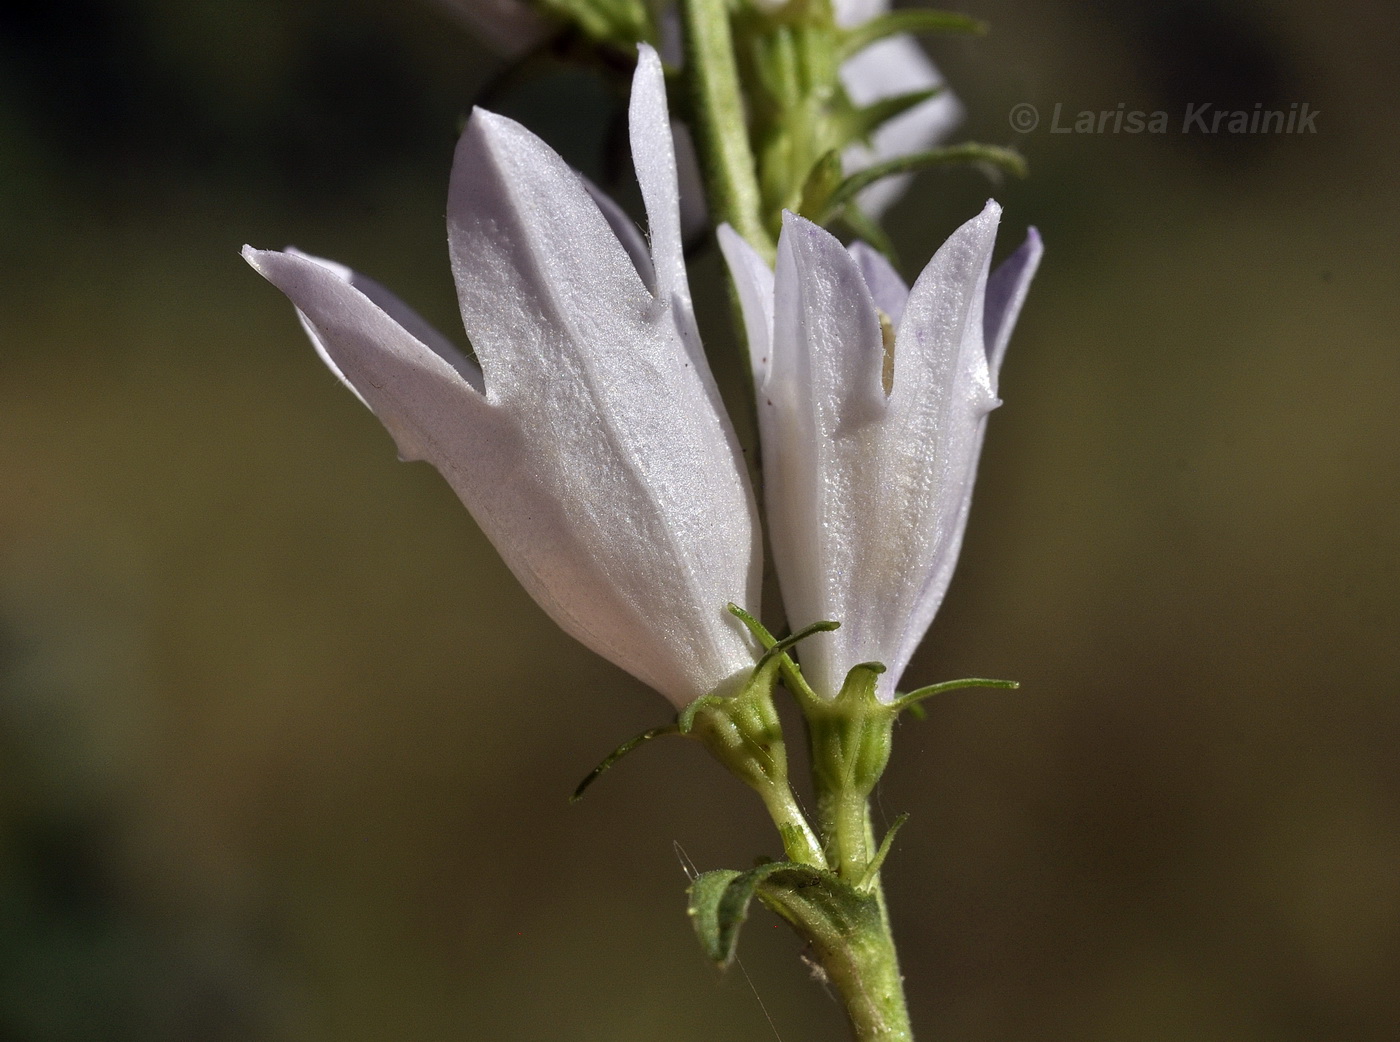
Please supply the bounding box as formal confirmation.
[893,676,1020,714]
[570,723,680,802]
[839,33,964,217]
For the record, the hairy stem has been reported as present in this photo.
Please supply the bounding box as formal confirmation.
[680,0,774,259]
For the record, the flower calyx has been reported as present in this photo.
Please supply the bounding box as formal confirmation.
[574,603,832,868]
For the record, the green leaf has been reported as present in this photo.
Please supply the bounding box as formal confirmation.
[838,87,943,145]
[687,869,743,964]
[839,10,987,61]
[857,812,909,891]
[689,861,829,967]
[827,143,1027,212]
[570,723,680,801]
[798,149,845,221]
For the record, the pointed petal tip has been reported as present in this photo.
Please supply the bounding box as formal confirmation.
[943,200,1003,255]
[778,209,828,244]
[462,105,520,147]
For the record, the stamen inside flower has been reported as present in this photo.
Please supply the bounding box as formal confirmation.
[878,309,897,395]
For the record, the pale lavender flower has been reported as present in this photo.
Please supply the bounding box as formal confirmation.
[246,46,762,709]
[719,204,1041,701]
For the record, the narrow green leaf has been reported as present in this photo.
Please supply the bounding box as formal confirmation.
[828,143,1027,212]
[570,723,680,801]
[840,10,987,60]
[839,87,943,144]
[857,812,910,891]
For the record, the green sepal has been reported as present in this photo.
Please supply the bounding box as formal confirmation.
[571,723,680,801]
[676,694,723,735]
[827,143,1028,213]
[726,602,778,650]
[893,676,1020,716]
[839,10,988,61]
[725,602,836,706]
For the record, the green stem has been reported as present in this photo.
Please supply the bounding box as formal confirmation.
[824,785,873,881]
[755,776,829,869]
[680,0,775,260]
[763,866,913,1042]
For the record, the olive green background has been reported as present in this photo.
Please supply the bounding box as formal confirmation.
[1,0,1397,1039]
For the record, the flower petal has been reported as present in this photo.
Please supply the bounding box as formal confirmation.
[716,223,775,391]
[892,200,999,408]
[630,43,701,360]
[582,178,657,294]
[846,241,910,327]
[764,213,890,698]
[875,200,1002,691]
[983,226,1043,385]
[446,109,651,401]
[282,248,483,402]
[244,246,495,468]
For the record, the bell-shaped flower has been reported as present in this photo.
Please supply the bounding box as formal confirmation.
[245,45,762,709]
[718,203,1041,701]
[835,0,963,218]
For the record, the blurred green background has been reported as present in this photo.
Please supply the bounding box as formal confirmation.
[1,0,1397,1039]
